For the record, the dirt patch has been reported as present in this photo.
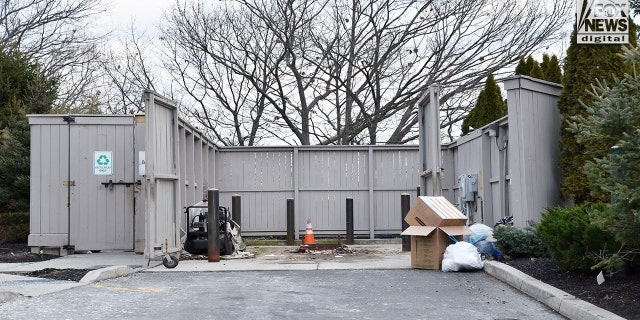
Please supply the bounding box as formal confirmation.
[246,245,393,261]
[180,244,394,262]
[20,268,90,282]
[0,243,91,282]
[0,243,58,263]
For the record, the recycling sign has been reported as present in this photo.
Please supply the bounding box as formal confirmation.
[94,151,113,175]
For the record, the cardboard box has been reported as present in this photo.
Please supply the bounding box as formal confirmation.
[401,196,474,270]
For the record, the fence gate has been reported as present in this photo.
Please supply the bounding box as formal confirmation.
[68,116,137,251]
[143,91,181,259]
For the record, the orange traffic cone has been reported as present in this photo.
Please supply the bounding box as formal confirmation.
[303,218,316,245]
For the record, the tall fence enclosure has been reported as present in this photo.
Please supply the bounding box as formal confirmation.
[28,75,562,256]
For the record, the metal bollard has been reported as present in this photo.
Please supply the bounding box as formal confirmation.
[208,188,220,262]
[286,198,295,245]
[232,194,241,225]
[401,193,411,252]
[346,198,354,245]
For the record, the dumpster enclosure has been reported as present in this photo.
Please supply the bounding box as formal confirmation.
[28,75,562,257]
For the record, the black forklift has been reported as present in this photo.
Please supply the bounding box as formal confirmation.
[183,203,234,256]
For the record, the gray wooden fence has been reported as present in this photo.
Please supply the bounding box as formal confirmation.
[438,75,563,228]
[214,146,420,238]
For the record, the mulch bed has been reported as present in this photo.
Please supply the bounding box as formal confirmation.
[505,257,640,319]
[0,243,59,263]
[20,268,90,282]
[1,243,91,281]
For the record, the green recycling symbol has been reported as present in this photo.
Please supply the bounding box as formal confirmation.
[97,155,110,166]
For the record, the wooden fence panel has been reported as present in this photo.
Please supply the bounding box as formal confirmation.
[215,146,419,237]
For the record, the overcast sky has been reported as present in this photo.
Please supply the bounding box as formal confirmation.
[103,0,173,35]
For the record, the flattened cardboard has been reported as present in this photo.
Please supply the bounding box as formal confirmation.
[439,225,475,236]
[402,225,473,237]
[401,226,436,237]
[404,196,468,227]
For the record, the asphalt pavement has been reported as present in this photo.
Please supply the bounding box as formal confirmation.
[0,244,625,320]
[0,270,565,320]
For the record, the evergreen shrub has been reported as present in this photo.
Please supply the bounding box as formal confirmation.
[493,225,546,258]
[0,212,29,243]
[536,203,620,272]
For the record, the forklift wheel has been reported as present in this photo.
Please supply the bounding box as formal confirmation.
[162,255,179,268]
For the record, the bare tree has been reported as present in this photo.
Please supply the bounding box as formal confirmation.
[99,25,164,115]
[162,0,335,145]
[158,0,570,145]
[160,3,273,145]
[310,0,571,144]
[239,0,336,145]
[0,0,108,113]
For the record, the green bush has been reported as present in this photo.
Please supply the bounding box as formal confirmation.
[0,212,29,243]
[536,203,621,272]
[493,225,546,258]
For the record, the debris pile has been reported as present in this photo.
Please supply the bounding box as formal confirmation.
[179,252,207,261]
[292,243,357,256]
[179,250,254,261]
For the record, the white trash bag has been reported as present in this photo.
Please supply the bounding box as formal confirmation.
[441,241,484,272]
[226,220,246,252]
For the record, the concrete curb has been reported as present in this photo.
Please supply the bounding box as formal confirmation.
[79,265,135,284]
[484,261,624,320]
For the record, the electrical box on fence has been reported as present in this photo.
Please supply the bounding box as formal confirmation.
[460,173,478,202]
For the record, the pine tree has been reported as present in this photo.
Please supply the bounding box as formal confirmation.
[515,54,561,83]
[540,54,550,74]
[515,57,528,75]
[530,63,545,79]
[462,73,505,135]
[544,55,563,83]
[557,24,637,204]
[524,56,536,74]
[0,48,57,213]
[568,46,640,267]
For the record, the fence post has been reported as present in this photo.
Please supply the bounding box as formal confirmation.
[208,188,220,262]
[401,193,411,252]
[231,194,241,225]
[286,198,295,245]
[346,198,354,245]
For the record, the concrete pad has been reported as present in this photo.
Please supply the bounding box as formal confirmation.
[0,273,83,297]
[317,254,410,270]
[0,251,160,302]
[145,250,411,272]
[0,263,32,272]
[0,251,157,273]
[146,259,320,272]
